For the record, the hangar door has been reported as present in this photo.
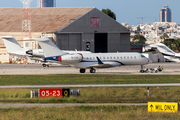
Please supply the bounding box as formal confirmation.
[56,34,81,50]
[95,33,107,53]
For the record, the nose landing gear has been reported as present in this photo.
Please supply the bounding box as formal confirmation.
[80,69,86,73]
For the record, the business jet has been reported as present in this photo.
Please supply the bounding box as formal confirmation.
[0,36,91,67]
[35,36,151,73]
[143,43,180,62]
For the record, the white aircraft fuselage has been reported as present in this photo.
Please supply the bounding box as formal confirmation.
[45,52,150,68]
[35,36,151,73]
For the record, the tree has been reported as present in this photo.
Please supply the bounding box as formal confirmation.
[173,39,180,52]
[163,39,175,50]
[160,33,169,41]
[131,34,146,44]
[102,8,116,20]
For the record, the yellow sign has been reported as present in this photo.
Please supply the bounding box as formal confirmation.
[148,102,178,112]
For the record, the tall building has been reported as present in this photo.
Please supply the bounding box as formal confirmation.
[38,0,56,8]
[160,5,171,22]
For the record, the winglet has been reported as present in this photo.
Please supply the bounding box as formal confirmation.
[96,57,104,64]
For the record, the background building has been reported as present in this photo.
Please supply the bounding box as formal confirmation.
[0,7,130,62]
[38,0,56,8]
[160,5,171,22]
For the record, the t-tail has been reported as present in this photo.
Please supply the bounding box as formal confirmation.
[35,37,83,64]
[0,36,26,54]
[35,36,68,57]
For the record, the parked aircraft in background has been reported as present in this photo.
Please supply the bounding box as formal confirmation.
[1,36,91,67]
[143,43,180,62]
[35,36,151,73]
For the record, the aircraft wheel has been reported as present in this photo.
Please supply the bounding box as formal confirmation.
[90,68,96,73]
[42,64,46,67]
[46,65,49,67]
[80,69,86,73]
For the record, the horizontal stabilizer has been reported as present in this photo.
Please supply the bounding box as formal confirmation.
[35,36,67,57]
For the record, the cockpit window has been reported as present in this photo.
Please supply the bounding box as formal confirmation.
[141,55,145,57]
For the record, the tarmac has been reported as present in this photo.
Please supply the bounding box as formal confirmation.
[0,63,180,75]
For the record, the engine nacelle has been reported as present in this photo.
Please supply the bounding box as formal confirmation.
[58,53,83,64]
[26,49,44,57]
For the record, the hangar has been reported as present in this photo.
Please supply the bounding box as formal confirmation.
[0,7,130,60]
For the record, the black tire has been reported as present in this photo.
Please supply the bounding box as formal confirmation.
[42,64,46,67]
[80,69,86,73]
[90,68,96,73]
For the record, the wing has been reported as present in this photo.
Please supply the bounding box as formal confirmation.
[72,57,121,68]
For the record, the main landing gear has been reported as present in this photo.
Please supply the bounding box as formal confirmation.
[42,64,49,67]
[79,67,96,73]
[90,67,96,73]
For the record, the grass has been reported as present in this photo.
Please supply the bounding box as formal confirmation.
[0,74,180,85]
[0,75,180,119]
[0,106,180,120]
[0,87,180,103]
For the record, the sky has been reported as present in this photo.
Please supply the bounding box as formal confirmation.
[0,0,179,26]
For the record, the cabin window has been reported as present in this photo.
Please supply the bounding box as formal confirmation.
[117,57,119,59]
[93,57,95,59]
[127,56,129,59]
[110,57,112,59]
[100,57,102,59]
[103,57,105,59]
[114,57,116,59]
[107,57,109,59]
[134,56,136,59]
[124,56,126,59]
[131,56,132,59]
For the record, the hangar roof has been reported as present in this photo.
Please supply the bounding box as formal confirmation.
[0,7,94,32]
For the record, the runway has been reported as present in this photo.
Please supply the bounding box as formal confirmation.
[1,83,180,88]
[1,63,180,75]
[0,103,147,108]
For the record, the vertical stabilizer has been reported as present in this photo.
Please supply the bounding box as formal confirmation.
[1,36,26,53]
[35,36,67,57]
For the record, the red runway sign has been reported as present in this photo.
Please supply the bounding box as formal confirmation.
[39,88,70,98]
[39,88,62,98]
